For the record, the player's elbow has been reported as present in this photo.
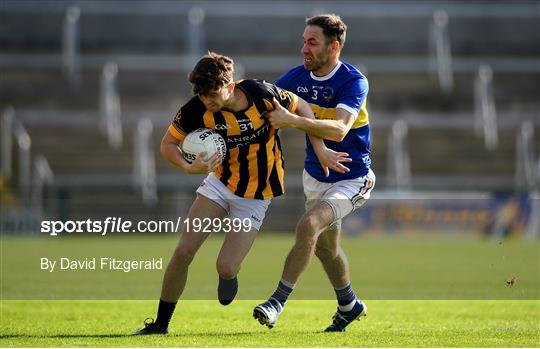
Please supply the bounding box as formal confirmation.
[330,124,349,142]
[159,141,168,159]
[160,140,176,160]
[334,132,347,142]
[327,134,344,142]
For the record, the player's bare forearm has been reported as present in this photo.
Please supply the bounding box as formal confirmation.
[296,100,326,151]
[308,135,326,155]
[308,134,352,176]
[160,131,191,172]
[291,117,348,142]
[290,100,353,142]
[268,98,343,141]
[297,101,351,174]
[267,98,351,141]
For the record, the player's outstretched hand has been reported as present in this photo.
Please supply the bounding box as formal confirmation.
[315,147,351,177]
[188,152,222,174]
[266,97,297,129]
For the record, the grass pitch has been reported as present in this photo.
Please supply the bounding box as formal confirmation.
[1,233,539,346]
[2,234,538,300]
[1,300,539,347]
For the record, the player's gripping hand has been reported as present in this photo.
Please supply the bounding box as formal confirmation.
[266,97,297,129]
[314,146,351,177]
[187,152,222,174]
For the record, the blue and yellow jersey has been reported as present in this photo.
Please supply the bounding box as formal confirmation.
[276,61,371,183]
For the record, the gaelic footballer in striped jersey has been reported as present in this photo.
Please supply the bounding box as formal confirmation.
[168,78,298,199]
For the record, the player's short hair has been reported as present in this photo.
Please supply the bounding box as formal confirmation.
[306,14,347,48]
[188,51,234,95]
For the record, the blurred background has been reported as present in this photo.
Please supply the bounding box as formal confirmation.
[1,0,539,238]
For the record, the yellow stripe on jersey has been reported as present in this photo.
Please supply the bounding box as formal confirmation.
[263,99,273,111]
[245,105,266,130]
[243,143,261,198]
[354,99,369,128]
[225,147,241,191]
[221,111,242,136]
[168,124,186,140]
[203,111,216,129]
[289,94,299,113]
[263,96,299,114]
[309,99,369,129]
[274,140,285,193]
[262,133,276,198]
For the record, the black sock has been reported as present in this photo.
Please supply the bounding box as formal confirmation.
[155,299,177,328]
[218,276,238,305]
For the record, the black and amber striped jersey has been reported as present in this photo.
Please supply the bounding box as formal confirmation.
[168,79,299,199]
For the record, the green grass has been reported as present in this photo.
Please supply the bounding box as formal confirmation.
[1,234,539,300]
[1,300,539,347]
[1,234,539,346]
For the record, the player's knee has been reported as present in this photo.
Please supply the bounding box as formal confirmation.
[172,244,197,266]
[216,260,238,279]
[315,244,337,262]
[296,214,323,237]
[295,226,318,252]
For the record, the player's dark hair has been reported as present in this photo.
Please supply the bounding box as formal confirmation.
[306,14,347,48]
[188,51,234,95]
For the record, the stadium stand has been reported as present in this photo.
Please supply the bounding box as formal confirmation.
[1,0,538,231]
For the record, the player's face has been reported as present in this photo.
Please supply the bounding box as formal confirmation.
[301,25,332,74]
[199,84,232,112]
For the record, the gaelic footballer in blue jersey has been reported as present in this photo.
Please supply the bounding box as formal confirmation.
[254,14,374,332]
[276,61,371,182]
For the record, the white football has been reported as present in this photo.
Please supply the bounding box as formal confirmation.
[181,128,226,164]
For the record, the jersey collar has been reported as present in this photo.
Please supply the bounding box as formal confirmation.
[309,61,342,81]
